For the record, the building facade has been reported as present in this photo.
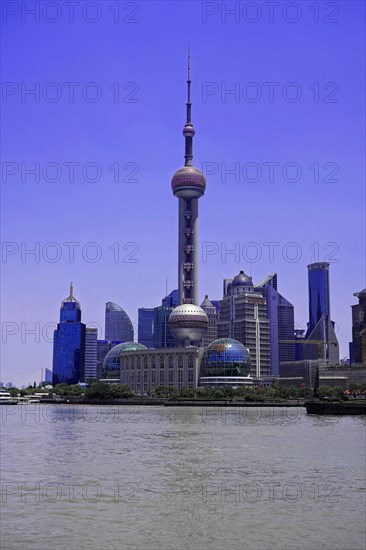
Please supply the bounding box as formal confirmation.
[53,283,86,385]
[138,308,154,348]
[105,302,134,342]
[351,288,366,363]
[217,271,270,378]
[85,327,98,380]
[120,347,204,396]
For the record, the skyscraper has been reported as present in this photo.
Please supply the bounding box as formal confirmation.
[170,51,206,306]
[153,306,176,348]
[85,327,98,380]
[305,263,339,364]
[138,308,154,348]
[53,283,86,385]
[105,302,134,342]
[255,273,295,375]
[351,288,366,364]
[200,295,218,346]
[217,271,270,378]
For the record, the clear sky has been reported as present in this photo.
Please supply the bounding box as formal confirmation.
[1,0,365,386]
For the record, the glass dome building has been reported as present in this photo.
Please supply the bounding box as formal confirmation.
[199,338,252,387]
[102,342,147,379]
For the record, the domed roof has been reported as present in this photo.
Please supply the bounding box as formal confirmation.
[103,342,147,371]
[232,270,253,287]
[171,165,206,198]
[201,338,251,377]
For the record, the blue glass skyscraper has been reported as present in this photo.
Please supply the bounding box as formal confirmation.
[53,283,86,385]
[105,302,134,342]
[305,263,339,364]
[138,308,154,348]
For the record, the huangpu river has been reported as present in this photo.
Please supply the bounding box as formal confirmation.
[1,404,365,550]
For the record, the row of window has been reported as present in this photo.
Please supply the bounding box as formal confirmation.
[121,353,195,370]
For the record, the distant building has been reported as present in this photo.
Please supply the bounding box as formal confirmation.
[305,263,339,364]
[153,306,176,348]
[162,289,179,308]
[105,302,134,342]
[217,270,270,378]
[200,295,218,346]
[85,328,98,380]
[97,340,122,379]
[41,368,53,385]
[255,273,295,375]
[5,382,13,389]
[138,308,154,348]
[351,288,366,364]
[53,283,86,385]
[103,342,147,381]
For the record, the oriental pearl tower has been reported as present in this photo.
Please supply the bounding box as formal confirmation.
[168,51,208,347]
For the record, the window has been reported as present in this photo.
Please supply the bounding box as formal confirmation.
[151,356,156,369]
[188,354,194,368]
[159,370,165,385]
[188,370,193,384]
[144,356,148,369]
[151,370,156,386]
[137,356,141,369]
[178,370,183,388]
[168,370,174,386]
[168,355,173,369]
[159,355,164,369]
[178,354,183,368]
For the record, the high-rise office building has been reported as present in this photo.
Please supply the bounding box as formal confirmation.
[217,271,270,378]
[200,295,218,346]
[162,289,179,308]
[255,273,295,375]
[305,263,339,364]
[351,288,366,364]
[153,306,176,348]
[85,327,98,380]
[105,302,134,342]
[138,308,154,348]
[53,283,86,385]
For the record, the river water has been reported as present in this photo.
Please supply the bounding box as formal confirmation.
[1,404,365,550]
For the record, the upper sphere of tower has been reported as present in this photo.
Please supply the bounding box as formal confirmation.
[183,125,195,138]
[171,165,206,199]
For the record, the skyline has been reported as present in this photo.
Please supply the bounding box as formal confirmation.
[2,0,365,385]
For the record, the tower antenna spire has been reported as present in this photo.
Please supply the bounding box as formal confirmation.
[184,45,194,166]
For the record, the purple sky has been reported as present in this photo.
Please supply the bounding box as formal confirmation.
[1,0,365,386]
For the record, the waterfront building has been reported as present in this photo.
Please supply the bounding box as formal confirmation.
[199,338,253,387]
[217,270,270,378]
[255,273,295,375]
[138,308,154,348]
[102,342,147,382]
[105,302,134,342]
[305,263,339,364]
[351,288,366,364]
[120,347,204,395]
[53,283,86,385]
[85,327,98,380]
[200,295,218,346]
